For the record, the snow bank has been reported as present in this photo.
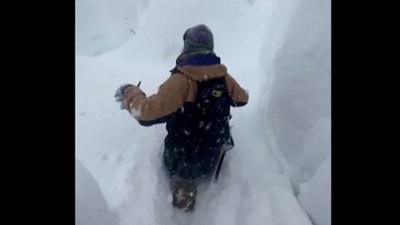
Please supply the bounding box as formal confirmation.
[260,0,331,224]
[76,160,119,225]
[298,155,331,225]
[76,0,149,56]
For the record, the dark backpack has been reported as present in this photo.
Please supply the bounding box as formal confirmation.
[167,76,231,145]
[164,76,233,179]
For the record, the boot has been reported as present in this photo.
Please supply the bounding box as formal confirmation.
[170,178,197,212]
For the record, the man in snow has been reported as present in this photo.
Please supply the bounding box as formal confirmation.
[115,24,248,211]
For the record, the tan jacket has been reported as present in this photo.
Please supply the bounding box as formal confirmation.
[123,64,248,122]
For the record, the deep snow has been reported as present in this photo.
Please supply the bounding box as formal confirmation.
[76,0,331,225]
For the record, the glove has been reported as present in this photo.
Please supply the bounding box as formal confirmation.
[115,84,133,110]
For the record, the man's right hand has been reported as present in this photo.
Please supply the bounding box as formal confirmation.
[115,84,133,109]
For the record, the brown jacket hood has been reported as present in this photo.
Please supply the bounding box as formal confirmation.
[176,64,227,81]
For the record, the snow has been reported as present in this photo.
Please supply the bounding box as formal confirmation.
[76,0,331,225]
[298,155,331,225]
[259,0,331,224]
[129,107,142,119]
[76,160,119,225]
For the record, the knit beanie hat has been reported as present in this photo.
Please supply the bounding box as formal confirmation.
[182,24,214,54]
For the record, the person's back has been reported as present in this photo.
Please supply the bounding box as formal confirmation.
[115,24,248,211]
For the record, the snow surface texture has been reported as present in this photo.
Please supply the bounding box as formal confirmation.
[76,0,331,225]
[76,160,119,225]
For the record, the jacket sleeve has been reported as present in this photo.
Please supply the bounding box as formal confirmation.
[224,73,249,107]
[123,73,188,125]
